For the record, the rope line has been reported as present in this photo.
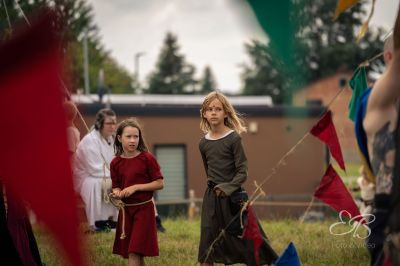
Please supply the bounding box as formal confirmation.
[299,196,316,224]
[3,0,12,31]
[109,195,152,239]
[14,0,30,26]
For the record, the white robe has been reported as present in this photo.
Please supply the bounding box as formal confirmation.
[74,130,117,227]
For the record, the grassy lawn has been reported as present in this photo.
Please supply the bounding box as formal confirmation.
[333,162,360,179]
[35,217,370,265]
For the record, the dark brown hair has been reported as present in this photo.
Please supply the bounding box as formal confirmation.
[94,108,116,130]
[114,118,148,156]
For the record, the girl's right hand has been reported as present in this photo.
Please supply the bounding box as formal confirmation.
[214,188,226,197]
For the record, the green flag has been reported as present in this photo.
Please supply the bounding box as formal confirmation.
[348,66,368,121]
[247,0,294,66]
[246,0,304,104]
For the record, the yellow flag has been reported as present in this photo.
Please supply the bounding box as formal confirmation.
[357,21,370,42]
[334,0,360,20]
[356,0,376,42]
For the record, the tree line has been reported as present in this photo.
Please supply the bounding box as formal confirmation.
[0,0,385,104]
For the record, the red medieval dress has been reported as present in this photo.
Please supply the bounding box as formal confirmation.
[110,151,163,258]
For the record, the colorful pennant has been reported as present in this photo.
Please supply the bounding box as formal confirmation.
[310,111,346,171]
[242,205,264,266]
[314,165,363,223]
[246,0,304,103]
[334,0,360,20]
[356,0,377,42]
[348,66,369,121]
[275,242,301,266]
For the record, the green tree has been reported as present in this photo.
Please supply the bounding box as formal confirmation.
[103,57,134,93]
[241,0,385,104]
[199,65,217,94]
[0,0,133,94]
[240,40,286,102]
[147,32,197,94]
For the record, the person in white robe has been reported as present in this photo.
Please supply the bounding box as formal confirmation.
[74,108,118,230]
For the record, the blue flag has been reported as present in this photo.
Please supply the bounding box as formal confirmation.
[275,242,301,266]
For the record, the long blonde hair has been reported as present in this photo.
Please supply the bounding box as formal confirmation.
[200,91,247,134]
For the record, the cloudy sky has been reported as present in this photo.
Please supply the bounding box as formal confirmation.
[87,0,398,94]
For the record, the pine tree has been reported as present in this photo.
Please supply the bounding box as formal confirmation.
[147,32,197,94]
[199,66,217,94]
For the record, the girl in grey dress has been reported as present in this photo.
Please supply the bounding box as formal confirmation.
[198,91,278,265]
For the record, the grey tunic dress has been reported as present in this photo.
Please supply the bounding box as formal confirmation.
[198,131,278,265]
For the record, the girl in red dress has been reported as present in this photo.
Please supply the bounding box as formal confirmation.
[110,118,164,266]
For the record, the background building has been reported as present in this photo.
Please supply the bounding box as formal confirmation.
[73,94,327,218]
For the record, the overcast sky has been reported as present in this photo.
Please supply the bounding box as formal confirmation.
[87,0,399,94]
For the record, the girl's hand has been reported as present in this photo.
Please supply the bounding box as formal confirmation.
[120,185,139,198]
[214,188,226,197]
[110,190,122,199]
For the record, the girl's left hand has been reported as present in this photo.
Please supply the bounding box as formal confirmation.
[214,188,226,197]
[121,185,138,198]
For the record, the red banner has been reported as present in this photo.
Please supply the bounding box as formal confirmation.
[242,205,263,266]
[311,110,346,171]
[314,165,362,223]
[0,12,84,265]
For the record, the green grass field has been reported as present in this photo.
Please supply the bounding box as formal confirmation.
[35,217,370,266]
[333,162,360,180]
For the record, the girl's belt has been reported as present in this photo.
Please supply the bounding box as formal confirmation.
[109,195,153,239]
[207,180,217,189]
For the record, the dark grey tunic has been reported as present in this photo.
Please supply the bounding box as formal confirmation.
[199,130,247,196]
[198,131,278,265]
